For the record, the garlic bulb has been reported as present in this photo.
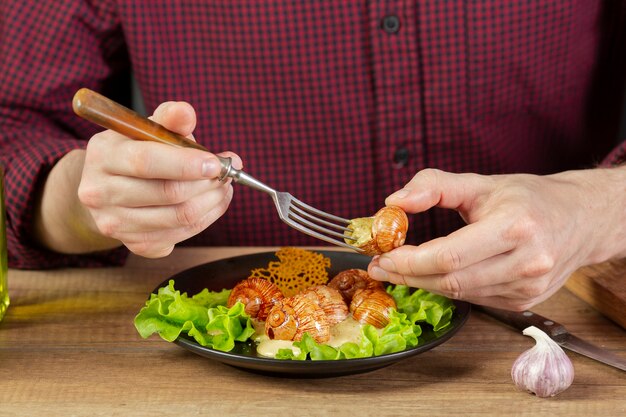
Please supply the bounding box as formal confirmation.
[511,326,574,397]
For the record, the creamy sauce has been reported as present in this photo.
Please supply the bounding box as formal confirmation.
[328,316,364,347]
[253,316,369,358]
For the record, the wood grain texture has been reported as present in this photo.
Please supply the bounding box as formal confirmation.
[72,88,207,151]
[1,247,625,417]
[565,258,626,329]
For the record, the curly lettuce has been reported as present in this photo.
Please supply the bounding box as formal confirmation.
[275,308,422,360]
[134,280,254,352]
[387,285,456,331]
[134,281,455,360]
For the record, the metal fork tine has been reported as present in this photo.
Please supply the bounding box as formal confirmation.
[290,198,352,225]
[288,198,360,245]
[289,203,352,233]
[284,215,360,251]
[274,194,361,251]
[287,210,354,241]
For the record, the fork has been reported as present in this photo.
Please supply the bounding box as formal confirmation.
[72,88,360,251]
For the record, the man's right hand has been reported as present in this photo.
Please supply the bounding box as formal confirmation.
[34,101,241,258]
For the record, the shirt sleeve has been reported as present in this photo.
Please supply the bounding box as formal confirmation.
[0,0,129,269]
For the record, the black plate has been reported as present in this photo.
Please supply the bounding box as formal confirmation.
[154,250,470,377]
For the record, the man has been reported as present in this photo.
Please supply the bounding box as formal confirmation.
[2,1,625,310]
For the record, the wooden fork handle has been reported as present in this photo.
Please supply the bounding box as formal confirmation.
[72,88,207,150]
[72,88,234,179]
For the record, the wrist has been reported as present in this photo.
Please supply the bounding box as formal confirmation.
[32,149,121,254]
[560,166,626,264]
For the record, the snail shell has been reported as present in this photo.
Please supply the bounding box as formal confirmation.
[346,206,408,256]
[301,285,349,326]
[349,288,397,328]
[227,277,284,321]
[265,294,330,343]
[327,269,384,303]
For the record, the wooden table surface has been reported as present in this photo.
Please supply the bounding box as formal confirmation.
[1,247,624,417]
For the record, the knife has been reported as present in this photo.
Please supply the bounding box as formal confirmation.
[475,305,626,372]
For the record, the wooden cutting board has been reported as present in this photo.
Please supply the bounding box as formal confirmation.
[565,258,626,329]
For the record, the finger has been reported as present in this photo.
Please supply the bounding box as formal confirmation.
[369,251,516,294]
[465,283,560,311]
[85,176,226,208]
[375,220,517,277]
[151,101,197,137]
[371,242,560,298]
[385,168,493,214]
[94,185,233,235]
[218,151,243,170]
[91,135,224,180]
[84,99,221,180]
[470,264,568,301]
[149,103,244,172]
[463,295,534,311]
[370,253,564,312]
[127,244,175,259]
[121,194,233,258]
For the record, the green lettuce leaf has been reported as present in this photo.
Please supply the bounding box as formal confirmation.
[387,285,455,331]
[191,287,231,308]
[134,280,254,351]
[275,308,420,360]
[134,280,456,359]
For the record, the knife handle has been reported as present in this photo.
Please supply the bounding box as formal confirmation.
[475,305,569,338]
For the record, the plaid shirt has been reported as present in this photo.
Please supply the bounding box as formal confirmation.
[2,1,625,269]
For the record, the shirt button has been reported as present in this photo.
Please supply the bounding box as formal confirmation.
[381,15,400,34]
[393,147,410,167]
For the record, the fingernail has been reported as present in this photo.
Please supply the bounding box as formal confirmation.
[389,188,411,200]
[202,159,220,177]
[369,266,388,280]
[378,256,396,272]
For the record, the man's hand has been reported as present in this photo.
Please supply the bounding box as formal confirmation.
[34,101,241,258]
[368,167,626,310]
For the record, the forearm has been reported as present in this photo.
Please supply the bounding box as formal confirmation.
[32,149,122,254]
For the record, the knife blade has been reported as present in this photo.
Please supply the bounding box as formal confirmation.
[475,305,626,372]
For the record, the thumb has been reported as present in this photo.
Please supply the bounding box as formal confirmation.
[151,101,197,139]
[385,168,492,213]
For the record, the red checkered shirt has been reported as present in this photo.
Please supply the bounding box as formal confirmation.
[2,1,626,269]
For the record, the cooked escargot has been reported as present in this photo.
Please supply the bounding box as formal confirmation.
[265,294,330,343]
[349,288,397,328]
[227,277,284,321]
[301,285,349,325]
[345,206,408,256]
[327,268,384,303]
